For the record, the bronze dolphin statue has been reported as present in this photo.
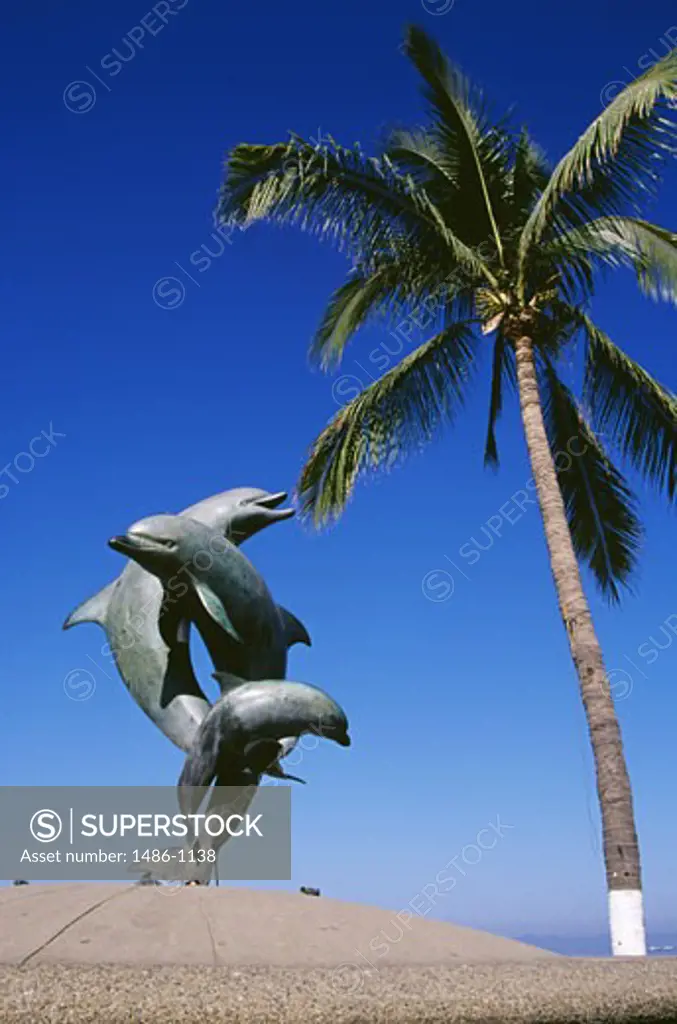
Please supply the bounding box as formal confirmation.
[64,488,309,752]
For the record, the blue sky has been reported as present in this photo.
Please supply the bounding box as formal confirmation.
[2,0,676,941]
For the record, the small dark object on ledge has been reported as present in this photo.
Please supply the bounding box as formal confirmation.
[12,880,29,886]
[300,886,320,897]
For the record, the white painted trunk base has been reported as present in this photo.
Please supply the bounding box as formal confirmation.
[609,889,646,956]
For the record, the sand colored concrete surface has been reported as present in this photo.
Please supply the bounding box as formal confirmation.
[0,884,554,967]
[1,885,677,1022]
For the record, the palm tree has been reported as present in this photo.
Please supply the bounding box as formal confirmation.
[217,27,677,955]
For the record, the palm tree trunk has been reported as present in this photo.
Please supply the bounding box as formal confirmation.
[513,332,646,957]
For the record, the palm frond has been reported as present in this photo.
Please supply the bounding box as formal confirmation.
[219,136,497,286]
[580,314,677,501]
[540,360,642,602]
[310,269,399,371]
[532,297,586,357]
[401,25,508,261]
[297,321,478,524]
[310,249,476,369]
[544,216,677,305]
[519,48,677,267]
[483,334,515,467]
[387,128,457,190]
[510,128,550,220]
[219,137,436,258]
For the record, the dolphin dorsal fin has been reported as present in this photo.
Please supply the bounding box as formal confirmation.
[212,670,247,694]
[63,580,118,630]
[278,606,311,648]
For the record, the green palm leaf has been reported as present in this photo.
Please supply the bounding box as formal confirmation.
[298,321,477,524]
[400,25,507,261]
[310,269,399,371]
[310,257,476,370]
[387,128,457,190]
[581,315,677,501]
[510,129,550,220]
[540,360,642,602]
[219,136,497,287]
[519,48,677,267]
[219,137,438,258]
[545,216,677,304]
[483,334,515,467]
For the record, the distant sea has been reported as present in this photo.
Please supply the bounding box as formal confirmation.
[517,933,677,957]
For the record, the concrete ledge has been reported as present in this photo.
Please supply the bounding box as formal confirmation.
[2,960,677,1022]
[2,886,676,1022]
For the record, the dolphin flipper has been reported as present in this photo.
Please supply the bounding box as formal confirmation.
[242,739,286,775]
[179,748,215,793]
[265,761,306,784]
[63,580,117,630]
[278,606,311,648]
[190,576,243,644]
[240,740,306,784]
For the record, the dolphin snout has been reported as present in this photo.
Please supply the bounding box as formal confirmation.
[108,535,134,554]
[228,491,295,542]
[108,532,173,556]
[317,725,351,747]
[253,491,294,521]
[255,491,289,509]
[109,520,179,554]
[267,507,295,522]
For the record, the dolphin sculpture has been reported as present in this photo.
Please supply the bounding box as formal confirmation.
[179,677,351,812]
[136,678,350,885]
[107,514,307,681]
[64,488,307,752]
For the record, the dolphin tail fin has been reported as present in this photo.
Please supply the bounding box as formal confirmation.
[63,580,117,630]
[178,713,224,815]
[140,780,259,884]
[178,748,217,808]
[278,606,311,648]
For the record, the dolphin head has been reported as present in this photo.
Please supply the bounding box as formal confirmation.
[224,490,294,545]
[109,490,293,573]
[109,514,196,576]
[224,679,352,750]
[312,715,352,748]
